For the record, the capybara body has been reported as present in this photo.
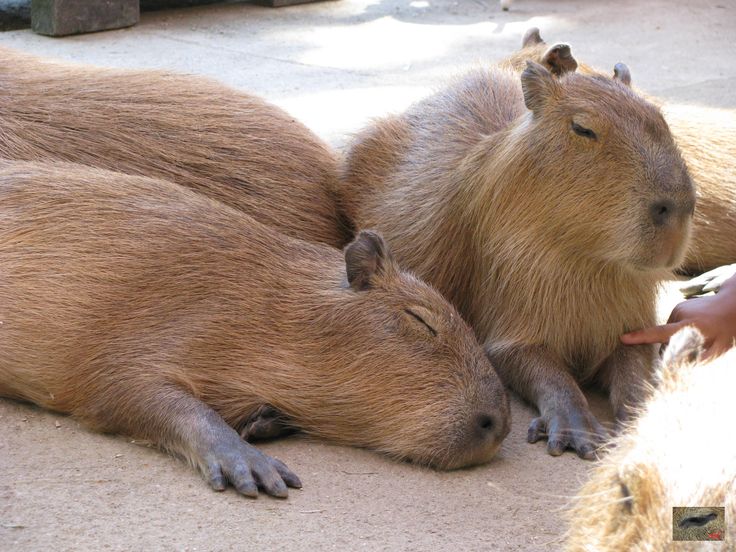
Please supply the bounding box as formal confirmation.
[0,161,510,496]
[341,62,694,458]
[508,29,735,274]
[0,47,348,248]
[566,327,735,550]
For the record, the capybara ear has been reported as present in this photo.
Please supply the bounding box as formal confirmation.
[613,63,632,86]
[521,61,558,115]
[344,230,392,291]
[660,326,704,383]
[542,43,578,76]
[522,27,544,47]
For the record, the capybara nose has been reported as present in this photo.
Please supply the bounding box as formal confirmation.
[475,413,508,441]
[650,199,675,226]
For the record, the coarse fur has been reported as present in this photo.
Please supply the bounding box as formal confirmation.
[565,327,736,550]
[0,47,349,248]
[664,105,736,273]
[507,29,736,274]
[340,60,694,458]
[0,160,510,495]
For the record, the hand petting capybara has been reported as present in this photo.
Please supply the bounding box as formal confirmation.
[340,59,695,459]
[0,47,349,248]
[507,28,735,274]
[0,160,510,497]
[566,327,735,550]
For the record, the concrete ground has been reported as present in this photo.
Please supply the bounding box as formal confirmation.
[0,1,733,550]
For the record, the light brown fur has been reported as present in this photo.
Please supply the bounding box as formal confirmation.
[507,29,736,274]
[566,327,736,550]
[340,60,694,458]
[665,105,736,273]
[0,160,509,496]
[0,47,349,248]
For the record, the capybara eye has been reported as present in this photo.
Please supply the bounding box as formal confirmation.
[571,122,597,140]
[404,309,438,337]
[619,481,633,513]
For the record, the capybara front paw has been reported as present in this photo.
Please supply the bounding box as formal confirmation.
[203,439,302,498]
[527,409,609,460]
[240,404,296,442]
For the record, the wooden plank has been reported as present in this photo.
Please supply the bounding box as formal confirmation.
[31,0,139,36]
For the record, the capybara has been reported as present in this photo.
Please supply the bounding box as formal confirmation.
[507,29,735,274]
[0,47,348,248]
[0,160,510,497]
[340,61,695,459]
[566,327,735,550]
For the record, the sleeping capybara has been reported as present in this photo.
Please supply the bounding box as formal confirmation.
[507,28,735,274]
[0,160,510,498]
[566,327,735,550]
[340,61,694,459]
[0,47,348,248]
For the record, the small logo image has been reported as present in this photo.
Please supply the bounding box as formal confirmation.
[672,506,726,541]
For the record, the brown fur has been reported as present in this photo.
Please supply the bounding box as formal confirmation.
[0,160,511,493]
[566,327,736,550]
[0,47,349,248]
[340,60,694,457]
[665,105,736,273]
[507,29,736,274]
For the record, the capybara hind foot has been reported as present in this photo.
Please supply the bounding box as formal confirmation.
[240,405,297,442]
[527,406,608,460]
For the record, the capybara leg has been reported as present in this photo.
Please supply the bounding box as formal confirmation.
[486,344,608,460]
[596,343,656,427]
[78,382,302,498]
[240,405,298,442]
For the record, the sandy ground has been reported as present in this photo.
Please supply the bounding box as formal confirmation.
[0,1,733,550]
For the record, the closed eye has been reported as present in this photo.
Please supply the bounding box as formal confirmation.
[571,122,597,140]
[404,309,437,337]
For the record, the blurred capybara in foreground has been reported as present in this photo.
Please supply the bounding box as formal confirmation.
[0,161,511,497]
[566,327,735,550]
[508,28,735,274]
[340,61,695,459]
[0,47,348,248]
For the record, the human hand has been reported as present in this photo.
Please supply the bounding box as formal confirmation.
[621,272,736,359]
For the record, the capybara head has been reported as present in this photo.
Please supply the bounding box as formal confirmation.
[514,61,695,270]
[309,231,510,470]
[565,327,736,550]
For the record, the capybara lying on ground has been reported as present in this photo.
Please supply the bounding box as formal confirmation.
[0,160,510,498]
[508,28,735,274]
[0,47,349,248]
[566,327,735,550]
[340,60,694,459]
